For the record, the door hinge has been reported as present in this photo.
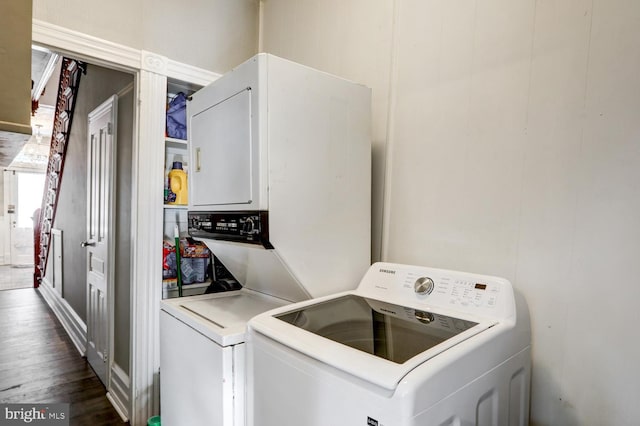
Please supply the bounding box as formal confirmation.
[107,122,113,135]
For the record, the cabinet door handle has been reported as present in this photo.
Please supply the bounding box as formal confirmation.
[196,147,201,172]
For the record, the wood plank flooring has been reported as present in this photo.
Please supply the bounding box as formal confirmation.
[0,265,34,291]
[0,288,128,425]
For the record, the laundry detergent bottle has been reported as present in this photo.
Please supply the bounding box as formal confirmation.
[168,161,188,205]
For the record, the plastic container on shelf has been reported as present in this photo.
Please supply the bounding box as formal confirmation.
[168,161,188,205]
[179,238,210,284]
[162,240,177,280]
[180,257,208,284]
[164,176,174,204]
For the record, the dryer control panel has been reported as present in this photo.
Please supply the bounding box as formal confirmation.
[188,211,273,248]
[357,262,514,319]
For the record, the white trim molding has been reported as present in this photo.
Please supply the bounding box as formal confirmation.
[32,20,140,71]
[130,68,167,424]
[167,58,221,87]
[38,278,87,356]
[141,50,168,75]
[107,363,131,423]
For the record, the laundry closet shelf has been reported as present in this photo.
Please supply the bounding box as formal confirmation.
[165,137,188,149]
[162,279,211,287]
[162,280,211,299]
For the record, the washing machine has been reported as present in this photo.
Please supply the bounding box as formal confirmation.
[247,262,531,426]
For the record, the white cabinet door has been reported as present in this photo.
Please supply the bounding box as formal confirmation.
[160,311,235,426]
[190,88,253,208]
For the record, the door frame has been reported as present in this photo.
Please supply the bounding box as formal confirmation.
[32,19,219,425]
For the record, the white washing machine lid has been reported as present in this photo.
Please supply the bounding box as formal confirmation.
[161,289,289,347]
[249,291,497,390]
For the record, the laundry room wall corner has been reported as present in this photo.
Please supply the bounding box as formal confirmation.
[260,1,640,424]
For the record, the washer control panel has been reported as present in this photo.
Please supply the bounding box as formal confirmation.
[427,276,500,310]
[359,262,512,318]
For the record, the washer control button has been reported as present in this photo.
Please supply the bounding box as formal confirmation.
[415,310,435,324]
[414,277,435,295]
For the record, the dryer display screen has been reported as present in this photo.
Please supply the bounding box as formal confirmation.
[275,295,478,364]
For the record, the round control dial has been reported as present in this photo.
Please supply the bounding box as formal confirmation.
[243,218,255,234]
[414,310,435,324]
[414,277,435,296]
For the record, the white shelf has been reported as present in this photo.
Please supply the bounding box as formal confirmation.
[163,280,210,299]
[163,80,200,300]
[166,137,188,149]
[163,279,210,289]
[164,204,188,209]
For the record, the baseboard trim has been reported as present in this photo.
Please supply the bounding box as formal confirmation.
[38,278,87,356]
[107,363,130,422]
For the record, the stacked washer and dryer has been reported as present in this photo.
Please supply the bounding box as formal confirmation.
[159,54,372,426]
[159,53,532,426]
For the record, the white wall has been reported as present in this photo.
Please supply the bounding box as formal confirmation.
[33,0,259,73]
[260,0,394,261]
[261,0,640,424]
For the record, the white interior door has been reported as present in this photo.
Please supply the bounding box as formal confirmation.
[85,95,117,385]
[6,171,45,266]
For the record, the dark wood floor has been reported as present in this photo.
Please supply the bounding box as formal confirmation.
[0,288,128,425]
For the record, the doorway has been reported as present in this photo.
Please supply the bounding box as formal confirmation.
[26,43,136,415]
[8,170,46,262]
[32,20,217,424]
[0,160,48,291]
[0,47,57,289]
